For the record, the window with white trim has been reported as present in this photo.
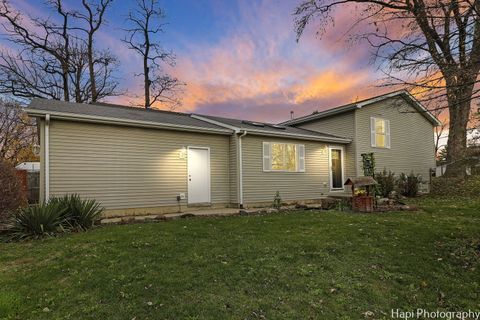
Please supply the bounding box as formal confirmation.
[263,142,305,172]
[370,117,390,148]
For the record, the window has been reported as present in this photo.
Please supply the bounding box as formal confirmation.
[370,117,390,148]
[263,142,305,172]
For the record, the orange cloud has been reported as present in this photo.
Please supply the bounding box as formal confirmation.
[291,70,370,104]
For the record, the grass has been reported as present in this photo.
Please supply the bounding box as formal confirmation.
[0,198,479,319]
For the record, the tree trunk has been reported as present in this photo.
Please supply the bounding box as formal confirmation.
[144,35,150,109]
[61,65,70,102]
[444,86,472,177]
[75,65,82,103]
[144,63,150,108]
[87,34,97,102]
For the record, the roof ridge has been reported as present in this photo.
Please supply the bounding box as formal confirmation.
[32,98,190,117]
[91,101,190,116]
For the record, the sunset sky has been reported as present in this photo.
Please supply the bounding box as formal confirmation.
[5,0,391,123]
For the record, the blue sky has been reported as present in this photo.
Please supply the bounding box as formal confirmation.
[4,0,388,122]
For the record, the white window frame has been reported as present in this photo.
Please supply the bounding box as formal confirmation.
[370,117,391,149]
[328,145,345,191]
[262,142,305,173]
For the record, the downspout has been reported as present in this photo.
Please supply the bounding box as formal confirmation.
[238,130,247,209]
[45,114,50,203]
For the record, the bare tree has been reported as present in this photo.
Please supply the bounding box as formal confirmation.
[294,0,480,177]
[122,0,183,109]
[0,0,73,100]
[72,0,113,102]
[0,0,119,103]
[0,99,37,165]
[68,43,119,103]
[0,51,65,100]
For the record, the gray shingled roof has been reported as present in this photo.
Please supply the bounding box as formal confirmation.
[196,114,350,140]
[27,98,351,142]
[28,98,229,131]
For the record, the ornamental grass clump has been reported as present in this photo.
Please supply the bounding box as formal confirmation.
[49,194,103,230]
[5,202,67,241]
[3,194,103,241]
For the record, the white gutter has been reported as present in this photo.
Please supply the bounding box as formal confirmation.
[245,130,350,143]
[45,114,50,203]
[26,109,233,135]
[238,130,247,208]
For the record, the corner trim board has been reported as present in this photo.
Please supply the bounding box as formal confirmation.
[45,114,50,202]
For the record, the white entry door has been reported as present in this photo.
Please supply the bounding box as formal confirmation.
[187,147,211,204]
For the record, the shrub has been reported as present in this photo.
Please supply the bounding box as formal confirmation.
[5,202,67,241]
[0,161,27,224]
[431,175,480,198]
[49,194,104,230]
[375,169,396,198]
[397,172,422,197]
[273,191,282,209]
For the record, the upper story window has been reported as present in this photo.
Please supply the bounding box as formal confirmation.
[370,117,390,148]
[263,142,305,172]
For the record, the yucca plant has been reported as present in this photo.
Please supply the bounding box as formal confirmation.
[49,194,103,230]
[70,197,103,230]
[5,202,67,241]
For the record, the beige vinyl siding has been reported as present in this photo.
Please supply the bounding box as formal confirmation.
[241,135,330,205]
[355,97,435,188]
[298,111,357,178]
[47,120,230,210]
[229,135,239,205]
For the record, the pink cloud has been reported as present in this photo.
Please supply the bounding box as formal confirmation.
[155,1,384,122]
[1,0,390,123]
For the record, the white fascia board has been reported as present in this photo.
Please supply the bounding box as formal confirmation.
[398,91,442,126]
[246,130,351,143]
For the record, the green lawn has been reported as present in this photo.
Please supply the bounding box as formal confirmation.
[1,198,479,319]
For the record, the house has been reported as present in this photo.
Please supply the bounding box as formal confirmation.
[26,90,439,217]
[15,162,40,172]
[15,162,40,204]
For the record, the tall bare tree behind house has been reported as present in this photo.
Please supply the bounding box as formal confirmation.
[294,0,480,177]
[71,0,114,102]
[122,0,183,109]
[0,0,118,103]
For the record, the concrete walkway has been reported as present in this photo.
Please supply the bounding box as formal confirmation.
[100,207,240,225]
